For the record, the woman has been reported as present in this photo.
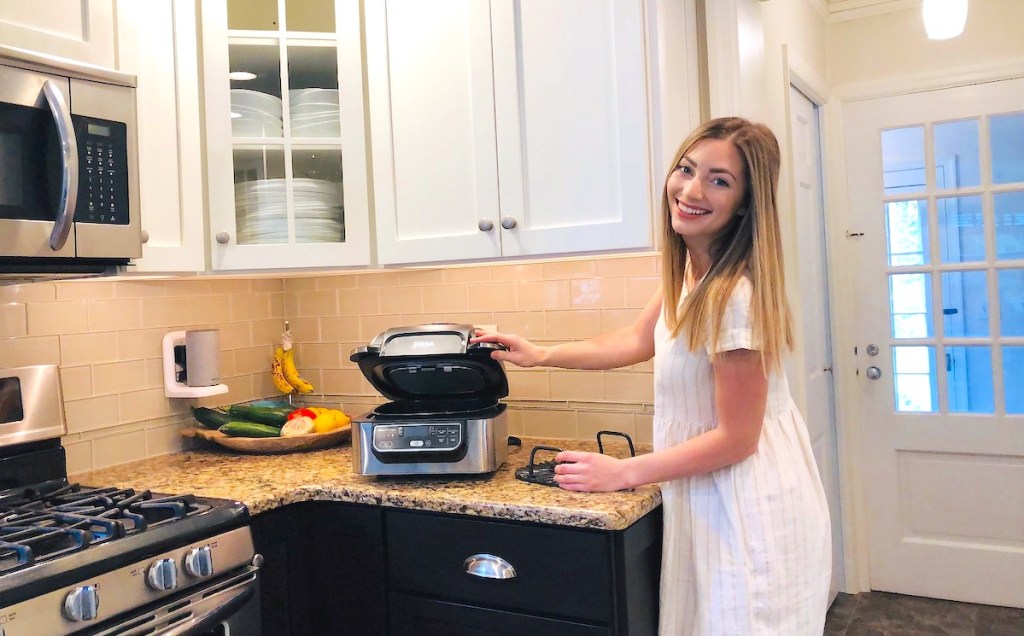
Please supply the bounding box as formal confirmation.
[472,117,831,634]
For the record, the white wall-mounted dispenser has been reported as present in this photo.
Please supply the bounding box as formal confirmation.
[162,330,229,398]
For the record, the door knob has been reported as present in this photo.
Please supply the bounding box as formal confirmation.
[866,366,882,380]
[478,219,494,232]
[215,232,231,244]
[500,216,517,230]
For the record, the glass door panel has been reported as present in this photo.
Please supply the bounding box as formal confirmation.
[291,148,344,243]
[287,44,340,139]
[938,195,985,263]
[227,0,279,31]
[994,191,1024,259]
[234,146,286,245]
[933,119,980,189]
[885,200,930,265]
[285,0,335,33]
[990,113,1024,184]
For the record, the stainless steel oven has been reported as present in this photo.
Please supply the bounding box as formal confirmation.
[0,45,140,276]
[0,365,262,635]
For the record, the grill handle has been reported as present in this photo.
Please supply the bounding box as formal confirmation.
[463,553,517,580]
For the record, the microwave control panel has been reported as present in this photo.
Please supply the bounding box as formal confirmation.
[73,115,129,225]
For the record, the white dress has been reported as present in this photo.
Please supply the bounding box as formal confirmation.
[653,278,831,635]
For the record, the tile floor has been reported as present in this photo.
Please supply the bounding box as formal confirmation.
[825,592,1024,635]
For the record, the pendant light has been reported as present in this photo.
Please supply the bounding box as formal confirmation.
[922,0,969,40]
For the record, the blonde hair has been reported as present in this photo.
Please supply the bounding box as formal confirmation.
[661,117,793,369]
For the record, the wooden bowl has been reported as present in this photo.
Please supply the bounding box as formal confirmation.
[181,425,351,454]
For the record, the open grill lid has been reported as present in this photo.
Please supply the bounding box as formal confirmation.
[349,323,508,403]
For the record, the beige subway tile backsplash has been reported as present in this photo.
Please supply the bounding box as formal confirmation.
[0,302,26,337]
[1,251,659,473]
[27,301,88,336]
[65,395,120,433]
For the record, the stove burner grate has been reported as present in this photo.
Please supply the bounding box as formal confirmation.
[515,431,636,488]
[0,483,213,574]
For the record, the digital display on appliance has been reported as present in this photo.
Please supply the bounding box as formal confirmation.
[0,377,25,424]
[87,122,111,137]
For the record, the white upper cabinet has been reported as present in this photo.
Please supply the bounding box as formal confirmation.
[367,0,654,265]
[0,1,116,67]
[117,0,206,273]
[202,0,371,271]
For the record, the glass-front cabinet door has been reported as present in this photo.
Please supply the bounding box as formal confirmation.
[202,0,369,270]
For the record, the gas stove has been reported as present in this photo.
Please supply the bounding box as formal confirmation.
[0,365,260,635]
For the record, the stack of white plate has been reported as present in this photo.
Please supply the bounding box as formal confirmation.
[235,178,345,244]
[289,88,340,137]
[231,89,283,137]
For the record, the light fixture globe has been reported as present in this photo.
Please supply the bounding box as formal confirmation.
[923,0,968,40]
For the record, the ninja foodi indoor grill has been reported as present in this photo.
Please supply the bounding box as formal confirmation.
[350,324,509,476]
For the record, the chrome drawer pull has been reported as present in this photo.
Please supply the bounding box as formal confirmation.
[463,553,517,580]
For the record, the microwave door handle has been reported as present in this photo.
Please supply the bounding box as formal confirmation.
[42,79,79,251]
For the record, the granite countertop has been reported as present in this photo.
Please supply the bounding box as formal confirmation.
[70,436,662,531]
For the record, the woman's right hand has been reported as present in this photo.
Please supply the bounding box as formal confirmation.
[471,329,547,368]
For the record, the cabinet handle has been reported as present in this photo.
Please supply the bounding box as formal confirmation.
[500,216,518,230]
[463,553,516,580]
[478,218,494,232]
[215,232,231,245]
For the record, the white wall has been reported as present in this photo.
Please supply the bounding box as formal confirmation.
[828,0,1024,91]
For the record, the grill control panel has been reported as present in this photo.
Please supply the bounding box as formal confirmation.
[372,422,462,452]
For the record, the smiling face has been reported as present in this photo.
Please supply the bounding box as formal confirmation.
[665,138,748,254]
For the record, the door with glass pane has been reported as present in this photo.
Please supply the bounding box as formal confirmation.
[843,79,1024,607]
[202,0,370,270]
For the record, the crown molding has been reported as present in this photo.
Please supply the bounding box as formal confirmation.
[827,0,921,23]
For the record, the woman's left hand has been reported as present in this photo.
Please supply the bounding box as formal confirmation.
[553,451,632,492]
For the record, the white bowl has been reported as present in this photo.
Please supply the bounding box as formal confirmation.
[231,89,283,116]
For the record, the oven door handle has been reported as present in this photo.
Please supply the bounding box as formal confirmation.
[159,572,258,636]
[41,79,79,251]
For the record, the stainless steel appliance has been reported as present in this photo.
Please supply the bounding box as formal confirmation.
[350,324,509,476]
[0,45,141,277]
[0,365,261,635]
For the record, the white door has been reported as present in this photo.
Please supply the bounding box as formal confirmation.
[843,79,1024,607]
[490,0,651,257]
[0,1,115,67]
[366,0,502,265]
[789,86,844,600]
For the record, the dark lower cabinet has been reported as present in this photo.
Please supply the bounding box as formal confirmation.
[250,502,387,636]
[386,508,661,636]
[389,593,610,635]
[251,502,661,636]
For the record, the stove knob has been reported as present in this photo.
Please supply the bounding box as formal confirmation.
[64,584,100,622]
[184,545,214,578]
[147,558,179,590]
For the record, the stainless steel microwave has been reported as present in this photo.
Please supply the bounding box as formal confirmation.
[0,45,140,277]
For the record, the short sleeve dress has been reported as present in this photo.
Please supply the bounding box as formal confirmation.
[653,277,832,635]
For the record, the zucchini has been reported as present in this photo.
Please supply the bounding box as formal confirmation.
[226,404,292,427]
[218,421,281,438]
[191,406,234,430]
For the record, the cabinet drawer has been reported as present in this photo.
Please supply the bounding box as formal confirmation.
[390,593,610,636]
[386,511,612,622]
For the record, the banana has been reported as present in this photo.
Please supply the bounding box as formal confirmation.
[271,347,296,394]
[281,347,314,394]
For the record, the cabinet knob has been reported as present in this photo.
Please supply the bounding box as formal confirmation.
[463,553,516,580]
[500,216,518,230]
[478,218,494,232]
[140,229,150,244]
[215,231,231,245]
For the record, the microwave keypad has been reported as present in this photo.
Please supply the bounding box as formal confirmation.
[373,423,462,452]
[74,116,129,225]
